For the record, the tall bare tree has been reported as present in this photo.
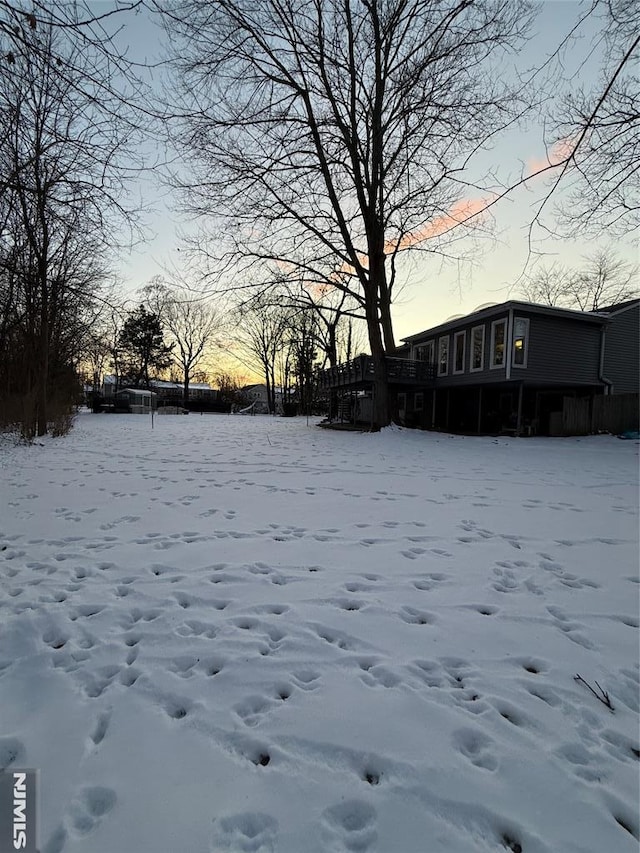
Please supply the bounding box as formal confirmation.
[520,250,638,312]
[161,0,532,427]
[531,0,639,236]
[0,12,142,436]
[235,302,288,414]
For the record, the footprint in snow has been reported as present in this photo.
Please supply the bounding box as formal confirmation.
[360,664,402,689]
[88,711,111,748]
[211,812,278,852]
[68,786,117,837]
[452,727,499,771]
[399,606,435,625]
[321,800,378,852]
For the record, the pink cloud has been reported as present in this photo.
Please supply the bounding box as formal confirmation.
[386,195,493,253]
[526,137,576,177]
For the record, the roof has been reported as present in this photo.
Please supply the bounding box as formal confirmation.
[117,388,157,397]
[242,384,284,394]
[593,298,640,315]
[401,299,609,344]
[151,380,212,391]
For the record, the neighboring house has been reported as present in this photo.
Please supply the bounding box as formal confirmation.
[318,299,639,435]
[102,375,117,397]
[99,377,222,411]
[241,384,283,414]
[597,299,640,395]
[150,380,220,407]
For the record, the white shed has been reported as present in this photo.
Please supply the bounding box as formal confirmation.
[115,388,157,414]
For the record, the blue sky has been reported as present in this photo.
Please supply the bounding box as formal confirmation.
[107,1,637,343]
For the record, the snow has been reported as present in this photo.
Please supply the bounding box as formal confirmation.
[0,412,638,853]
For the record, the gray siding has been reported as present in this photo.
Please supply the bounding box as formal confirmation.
[603,304,640,394]
[410,314,508,386]
[410,310,604,387]
[523,313,603,386]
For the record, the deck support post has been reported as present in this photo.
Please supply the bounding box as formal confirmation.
[431,390,436,429]
[516,383,524,436]
[477,387,483,434]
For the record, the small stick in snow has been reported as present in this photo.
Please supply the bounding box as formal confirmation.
[574,674,615,712]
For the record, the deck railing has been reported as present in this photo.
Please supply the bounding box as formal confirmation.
[317,354,435,389]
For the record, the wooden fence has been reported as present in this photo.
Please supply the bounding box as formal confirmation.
[562,393,639,435]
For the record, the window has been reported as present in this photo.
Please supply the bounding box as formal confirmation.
[470,325,485,372]
[416,341,435,364]
[438,336,449,376]
[512,317,529,367]
[414,392,424,411]
[397,392,406,411]
[453,331,466,374]
[490,319,507,369]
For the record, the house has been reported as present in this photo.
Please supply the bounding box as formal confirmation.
[241,384,283,414]
[149,380,220,408]
[596,299,639,395]
[98,377,225,412]
[318,299,639,435]
[113,388,157,414]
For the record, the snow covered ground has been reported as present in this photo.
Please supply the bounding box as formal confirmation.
[0,412,638,853]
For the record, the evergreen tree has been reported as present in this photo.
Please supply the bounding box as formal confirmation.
[116,306,173,388]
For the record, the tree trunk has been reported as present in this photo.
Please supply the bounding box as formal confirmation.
[380,297,396,353]
[264,366,272,414]
[183,369,190,409]
[269,365,277,413]
[366,229,391,428]
[364,297,389,430]
[36,279,49,437]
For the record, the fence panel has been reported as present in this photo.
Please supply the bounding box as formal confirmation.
[562,397,590,435]
[592,393,639,434]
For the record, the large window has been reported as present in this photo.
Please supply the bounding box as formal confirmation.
[416,340,434,364]
[490,319,507,369]
[453,331,466,374]
[414,392,424,411]
[470,325,485,372]
[438,336,449,376]
[512,317,530,367]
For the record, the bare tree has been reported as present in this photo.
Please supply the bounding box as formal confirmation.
[82,325,114,395]
[161,0,532,427]
[276,279,366,369]
[520,250,638,312]
[519,264,577,308]
[567,251,638,311]
[142,279,223,407]
[214,371,250,408]
[235,302,288,414]
[0,14,142,436]
[0,1,143,47]
[276,307,320,415]
[531,0,639,236]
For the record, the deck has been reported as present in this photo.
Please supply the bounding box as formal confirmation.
[317,355,435,389]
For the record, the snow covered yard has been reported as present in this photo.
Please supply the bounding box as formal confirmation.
[0,412,638,853]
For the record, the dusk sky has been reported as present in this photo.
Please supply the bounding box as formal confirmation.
[111,1,637,345]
